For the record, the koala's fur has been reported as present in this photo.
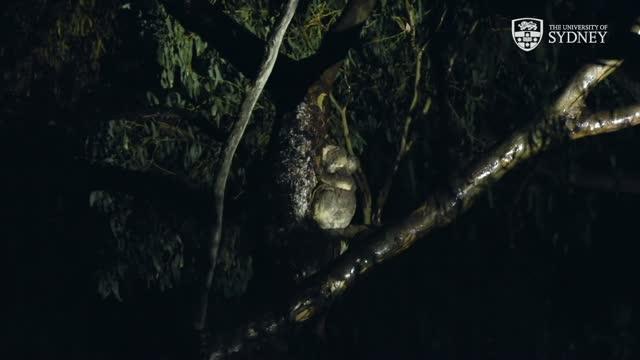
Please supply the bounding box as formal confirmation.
[311,145,358,229]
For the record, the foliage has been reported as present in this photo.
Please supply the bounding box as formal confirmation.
[91,189,185,298]
[1,0,119,107]
[143,2,249,125]
[87,112,216,298]
[87,112,219,184]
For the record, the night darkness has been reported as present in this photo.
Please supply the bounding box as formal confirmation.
[3,0,640,359]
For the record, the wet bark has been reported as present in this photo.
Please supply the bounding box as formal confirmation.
[159,0,297,103]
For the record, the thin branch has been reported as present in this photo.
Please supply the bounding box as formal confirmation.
[193,0,300,332]
[329,94,373,225]
[373,3,426,224]
[567,104,640,139]
[551,59,623,118]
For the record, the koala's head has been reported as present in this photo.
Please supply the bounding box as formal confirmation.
[311,145,359,230]
[321,145,358,174]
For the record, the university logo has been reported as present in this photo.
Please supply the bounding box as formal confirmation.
[512,18,544,51]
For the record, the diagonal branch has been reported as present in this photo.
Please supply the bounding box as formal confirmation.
[193,0,300,332]
[567,105,640,139]
[551,59,623,117]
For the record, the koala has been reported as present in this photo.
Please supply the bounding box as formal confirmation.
[311,145,359,230]
[276,102,359,230]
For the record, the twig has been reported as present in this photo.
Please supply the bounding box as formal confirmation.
[193,0,300,332]
[329,93,373,224]
[373,1,426,224]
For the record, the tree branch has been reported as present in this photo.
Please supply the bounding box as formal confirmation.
[193,0,300,333]
[551,59,623,118]
[373,11,427,224]
[567,105,640,139]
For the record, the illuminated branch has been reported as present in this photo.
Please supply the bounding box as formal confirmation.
[551,59,623,117]
[193,0,299,333]
[567,105,640,139]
